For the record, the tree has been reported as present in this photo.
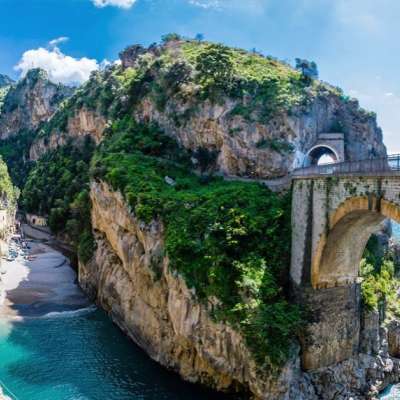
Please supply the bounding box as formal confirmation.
[161,33,182,44]
[295,58,318,82]
[195,44,234,93]
[195,33,204,42]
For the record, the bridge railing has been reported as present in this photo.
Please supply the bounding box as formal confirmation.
[293,154,400,177]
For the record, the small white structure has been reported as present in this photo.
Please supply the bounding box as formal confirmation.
[27,213,48,227]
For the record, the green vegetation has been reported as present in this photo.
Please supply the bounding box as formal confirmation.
[22,138,95,262]
[91,117,302,366]
[361,235,400,319]
[256,138,295,154]
[0,86,10,112]
[0,157,18,209]
[0,129,35,188]
[183,41,309,119]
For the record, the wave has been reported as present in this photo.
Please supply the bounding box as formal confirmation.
[40,305,97,319]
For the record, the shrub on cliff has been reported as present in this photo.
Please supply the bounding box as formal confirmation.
[361,237,400,319]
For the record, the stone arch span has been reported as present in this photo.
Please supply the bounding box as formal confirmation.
[311,196,400,289]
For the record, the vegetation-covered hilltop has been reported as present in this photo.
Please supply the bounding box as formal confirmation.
[0,35,391,374]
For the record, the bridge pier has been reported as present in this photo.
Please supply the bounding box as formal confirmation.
[296,284,361,370]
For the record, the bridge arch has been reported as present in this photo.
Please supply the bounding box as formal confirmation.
[311,196,400,289]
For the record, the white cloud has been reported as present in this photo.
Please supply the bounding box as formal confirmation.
[15,45,99,86]
[91,0,136,8]
[188,0,221,9]
[187,0,268,14]
[48,36,69,48]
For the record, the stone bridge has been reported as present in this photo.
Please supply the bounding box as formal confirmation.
[290,155,400,370]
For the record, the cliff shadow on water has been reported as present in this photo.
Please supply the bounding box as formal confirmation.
[0,240,243,400]
[0,310,242,400]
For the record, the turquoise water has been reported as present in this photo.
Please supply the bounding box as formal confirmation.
[393,221,400,243]
[0,308,233,400]
[380,384,400,399]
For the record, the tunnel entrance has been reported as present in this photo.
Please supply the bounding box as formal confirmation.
[305,145,339,167]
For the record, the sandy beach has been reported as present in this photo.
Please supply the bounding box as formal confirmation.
[0,239,90,319]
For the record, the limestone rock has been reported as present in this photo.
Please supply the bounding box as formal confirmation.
[119,45,146,69]
[30,107,106,160]
[387,320,400,358]
[130,87,386,180]
[0,74,14,88]
[79,181,400,399]
[0,68,72,139]
[79,180,316,400]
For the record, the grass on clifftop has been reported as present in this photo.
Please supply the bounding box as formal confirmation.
[91,117,302,367]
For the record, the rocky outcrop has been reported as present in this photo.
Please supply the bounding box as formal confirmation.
[119,45,146,69]
[30,107,106,160]
[388,320,400,358]
[28,41,386,176]
[0,75,14,88]
[133,92,385,179]
[0,68,72,139]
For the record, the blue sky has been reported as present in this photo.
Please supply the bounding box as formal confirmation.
[1,0,399,152]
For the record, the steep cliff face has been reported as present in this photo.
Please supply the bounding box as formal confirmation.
[80,180,314,400]
[0,75,14,88]
[0,68,72,139]
[30,107,106,160]
[131,92,385,178]
[81,181,400,399]
[0,74,14,113]
[29,40,386,178]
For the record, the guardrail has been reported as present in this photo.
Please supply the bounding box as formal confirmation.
[292,154,400,177]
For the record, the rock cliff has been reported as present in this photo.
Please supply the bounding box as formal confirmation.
[81,181,314,399]
[0,75,14,88]
[28,39,386,178]
[0,74,14,113]
[30,107,106,160]
[132,86,385,178]
[0,68,72,139]
[81,180,400,399]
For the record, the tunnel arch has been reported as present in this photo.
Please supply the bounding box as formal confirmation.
[311,196,400,289]
[305,144,339,166]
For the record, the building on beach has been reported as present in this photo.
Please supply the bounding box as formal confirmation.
[26,213,48,227]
